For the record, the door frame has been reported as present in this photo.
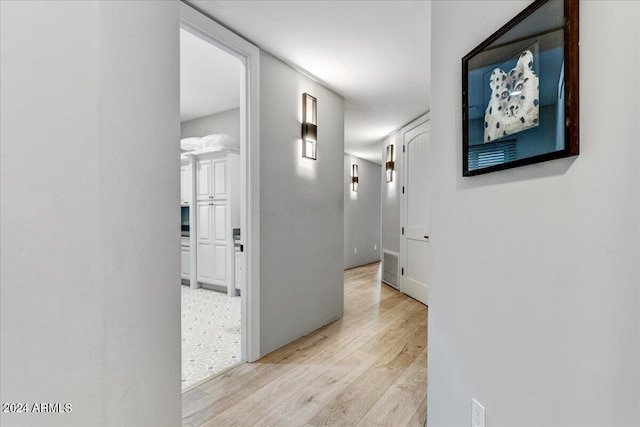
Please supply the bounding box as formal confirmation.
[180,2,261,363]
[399,112,430,303]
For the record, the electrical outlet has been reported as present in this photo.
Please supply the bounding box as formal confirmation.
[354,247,357,254]
[374,244,377,250]
[472,399,485,427]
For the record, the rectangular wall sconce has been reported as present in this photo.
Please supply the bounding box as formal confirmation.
[385,144,395,183]
[301,93,317,160]
[351,164,359,192]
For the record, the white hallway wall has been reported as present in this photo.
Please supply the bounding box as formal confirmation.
[344,154,381,270]
[428,1,640,425]
[1,1,346,425]
[1,1,181,425]
[259,50,345,356]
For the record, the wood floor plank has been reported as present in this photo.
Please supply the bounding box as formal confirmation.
[306,322,427,427]
[203,303,426,426]
[191,302,425,426]
[250,350,380,427]
[406,391,428,427]
[204,350,379,427]
[356,346,428,426]
[182,262,428,426]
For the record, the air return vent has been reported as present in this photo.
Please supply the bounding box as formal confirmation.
[382,250,399,289]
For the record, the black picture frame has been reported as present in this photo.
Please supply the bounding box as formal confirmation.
[462,0,579,176]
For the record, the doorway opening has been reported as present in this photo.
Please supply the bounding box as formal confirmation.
[179,2,261,391]
[179,27,243,389]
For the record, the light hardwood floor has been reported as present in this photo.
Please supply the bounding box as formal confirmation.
[182,262,428,426]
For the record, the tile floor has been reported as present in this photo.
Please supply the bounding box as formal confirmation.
[181,285,241,390]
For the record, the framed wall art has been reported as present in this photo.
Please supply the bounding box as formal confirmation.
[462,0,579,176]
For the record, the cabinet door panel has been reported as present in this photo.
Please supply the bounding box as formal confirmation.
[213,160,227,199]
[213,203,227,242]
[197,243,212,282]
[197,202,211,243]
[214,244,227,282]
[181,246,190,279]
[196,160,212,200]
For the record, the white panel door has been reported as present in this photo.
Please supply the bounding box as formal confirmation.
[401,119,430,305]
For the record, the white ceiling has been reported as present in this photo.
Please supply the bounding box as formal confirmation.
[180,28,241,122]
[186,0,430,164]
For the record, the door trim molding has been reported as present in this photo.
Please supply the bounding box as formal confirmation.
[180,2,261,363]
[401,111,431,137]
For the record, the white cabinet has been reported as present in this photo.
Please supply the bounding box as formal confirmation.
[180,161,191,206]
[181,244,190,280]
[196,157,228,201]
[196,200,229,286]
[188,151,240,294]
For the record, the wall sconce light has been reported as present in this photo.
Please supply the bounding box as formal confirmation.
[301,93,317,160]
[351,164,359,192]
[385,144,395,183]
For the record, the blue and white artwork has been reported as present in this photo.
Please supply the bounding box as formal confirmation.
[483,49,539,142]
[466,39,565,163]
